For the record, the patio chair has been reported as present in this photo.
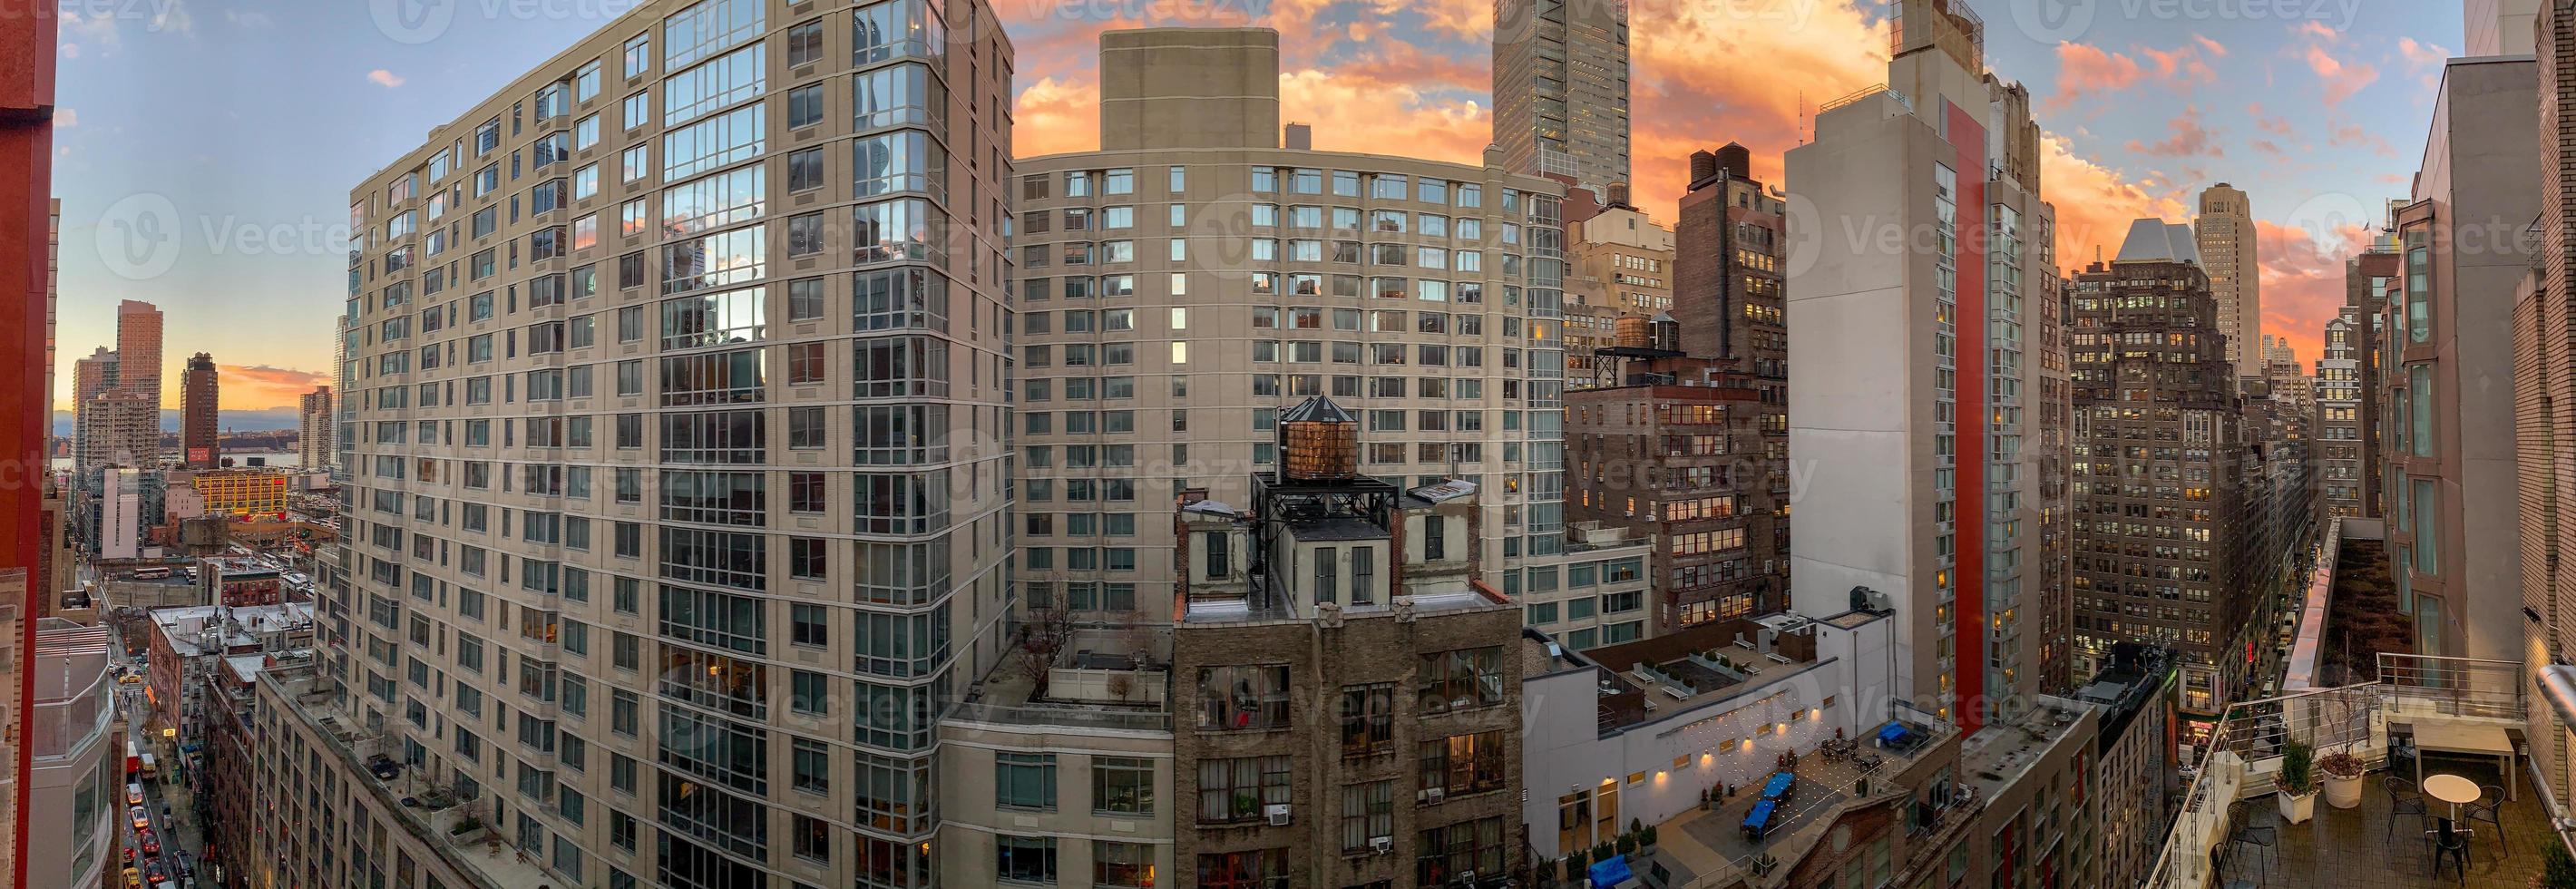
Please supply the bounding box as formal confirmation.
[2224,800,2275,886]
[2430,817,2471,884]
[2385,777,2428,841]
[2468,786,2506,858]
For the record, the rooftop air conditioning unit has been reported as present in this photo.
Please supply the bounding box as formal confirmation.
[1264,804,1292,826]
[1420,787,1446,804]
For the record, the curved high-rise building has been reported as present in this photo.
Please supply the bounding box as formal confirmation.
[317,2,1015,887]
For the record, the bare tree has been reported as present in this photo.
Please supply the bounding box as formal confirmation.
[1015,606,1078,699]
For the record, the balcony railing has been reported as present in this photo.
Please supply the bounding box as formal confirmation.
[2144,653,2535,888]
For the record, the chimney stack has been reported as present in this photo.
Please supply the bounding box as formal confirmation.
[1283,122,1312,150]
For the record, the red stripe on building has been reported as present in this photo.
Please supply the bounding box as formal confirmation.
[1946,102,1988,734]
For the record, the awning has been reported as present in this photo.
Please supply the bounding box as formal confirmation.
[1877,721,1914,746]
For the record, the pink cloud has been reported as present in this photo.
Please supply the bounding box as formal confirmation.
[2047,42,2144,111]
[2302,45,2377,105]
[2193,34,2227,57]
[366,69,405,88]
[2254,219,2376,361]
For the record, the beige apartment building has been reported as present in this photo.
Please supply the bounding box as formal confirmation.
[1010,28,1572,628]
[2193,184,2260,382]
[299,385,335,471]
[1562,190,1672,388]
[328,2,1016,888]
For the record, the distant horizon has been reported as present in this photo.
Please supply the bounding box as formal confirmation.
[49,406,302,436]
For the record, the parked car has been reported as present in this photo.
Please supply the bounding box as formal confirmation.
[128,806,149,830]
[139,830,159,856]
[126,782,144,806]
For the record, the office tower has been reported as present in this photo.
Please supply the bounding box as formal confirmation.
[1786,0,2064,729]
[2195,184,2260,381]
[1561,183,1672,387]
[2067,221,2250,718]
[2317,247,2395,524]
[182,352,219,467]
[0,5,56,882]
[115,298,161,413]
[298,385,334,469]
[71,345,112,470]
[2388,53,2536,663]
[1014,27,1568,620]
[327,2,1015,887]
[1492,0,1631,197]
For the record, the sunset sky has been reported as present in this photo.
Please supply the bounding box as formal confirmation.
[47,0,2448,410]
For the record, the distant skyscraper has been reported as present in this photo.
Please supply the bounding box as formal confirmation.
[1787,0,2068,728]
[181,352,218,468]
[2069,220,2251,718]
[70,346,112,472]
[115,298,161,405]
[1493,0,1631,197]
[2196,184,2260,381]
[297,386,331,470]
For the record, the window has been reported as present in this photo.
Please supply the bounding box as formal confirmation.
[1095,841,1156,889]
[1093,757,1154,815]
[785,18,824,66]
[790,602,829,648]
[1196,665,1289,730]
[1199,849,1286,889]
[1416,816,1506,886]
[996,835,1057,885]
[1196,756,1290,824]
[1418,647,1504,713]
[791,537,829,579]
[1419,730,1508,796]
[786,83,825,129]
[793,669,829,714]
[1341,683,1394,757]
[1341,780,1395,852]
[995,753,1058,810]
[792,738,830,794]
[787,210,825,255]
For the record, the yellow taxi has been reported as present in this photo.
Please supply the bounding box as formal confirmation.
[122,865,141,889]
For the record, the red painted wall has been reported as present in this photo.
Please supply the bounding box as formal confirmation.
[1946,102,1988,734]
[0,2,54,884]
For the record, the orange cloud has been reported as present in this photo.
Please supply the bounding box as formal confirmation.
[2126,106,2222,158]
[2248,103,2293,136]
[2253,219,2375,362]
[2039,132,2193,269]
[219,365,327,410]
[2193,34,2227,57]
[2048,43,2144,111]
[1623,0,1888,214]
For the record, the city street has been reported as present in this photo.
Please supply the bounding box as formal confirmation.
[118,670,202,888]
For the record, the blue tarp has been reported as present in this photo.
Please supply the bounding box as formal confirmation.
[1761,771,1795,799]
[1744,798,1777,832]
[1877,721,1913,746]
[1588,855,1634,888]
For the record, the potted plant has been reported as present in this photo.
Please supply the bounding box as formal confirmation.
[2275,738,2320,825]
[2315,693,2368,809]
[2317,747,2366,809]
[1594,842,1615,864]
[1615,832,1637,855]
[1639,824,1659,850]
[2540,842,2576,888]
